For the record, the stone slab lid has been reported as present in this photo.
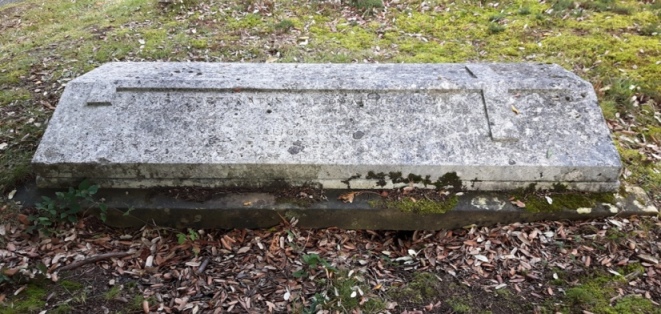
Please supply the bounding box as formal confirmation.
[33,62,621,191]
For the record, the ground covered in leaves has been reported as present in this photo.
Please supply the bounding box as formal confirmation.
[1,215,660,313]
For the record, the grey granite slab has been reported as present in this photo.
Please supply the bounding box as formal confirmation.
[33,62,621,191]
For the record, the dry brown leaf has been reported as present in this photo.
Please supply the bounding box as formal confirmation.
[338,192,356,203]
[3,268,19,276]
[142,300,150,313]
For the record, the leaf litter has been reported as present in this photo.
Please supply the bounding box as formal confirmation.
[0,214,659,313]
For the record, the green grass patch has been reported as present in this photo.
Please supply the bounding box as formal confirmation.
[0,89,30,104]
[0,284,47,314]
[274,19,295,33]
[350,0,384,13]
[547,265,661,314]
[298,270,385,313]
[389,272,440,304]
[104,285,122,300]
[487,23,506,34]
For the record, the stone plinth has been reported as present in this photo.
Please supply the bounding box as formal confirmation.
[33,62,621,191]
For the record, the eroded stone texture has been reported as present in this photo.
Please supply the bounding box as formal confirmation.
[33,62,621,191]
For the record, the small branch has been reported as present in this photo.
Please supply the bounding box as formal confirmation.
[57,252,133,272]
[196,257,211,275]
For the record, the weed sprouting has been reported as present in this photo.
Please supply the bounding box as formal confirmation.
[28,180,108,235]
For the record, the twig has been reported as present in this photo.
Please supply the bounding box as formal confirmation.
[196,257,210,275]
[57,251,133,272]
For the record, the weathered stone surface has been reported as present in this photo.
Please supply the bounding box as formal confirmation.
[33,62,621,191]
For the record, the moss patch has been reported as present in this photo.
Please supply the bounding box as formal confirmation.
[512,185,616,213]
[388,272,440,304]
[379,195,458,214]
[547,265,661,314]
[365,171,463,191]
[1,284,47,314]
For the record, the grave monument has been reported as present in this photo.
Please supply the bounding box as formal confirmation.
[33,62,621,192]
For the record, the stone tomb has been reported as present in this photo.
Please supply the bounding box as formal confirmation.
[33,62,621,191]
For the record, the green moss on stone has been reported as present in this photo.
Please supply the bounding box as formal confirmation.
[436,172,462,191]
[275,197,314,208]
[513,184,616,213]
[376,195,458,214]
[366,171,388,187]
[365,171,462,190]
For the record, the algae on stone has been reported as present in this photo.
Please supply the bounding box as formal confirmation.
[372,195,458,214]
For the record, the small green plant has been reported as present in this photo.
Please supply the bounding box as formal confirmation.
[640,23,660,36]
[552,0,575,13]
[0,272,12,285]
[104,285,122,300]
[29,180,107,234]
[293,253,337,278]
[190,39,208,49]
[488,13,505,22]
[517,6,531,15]
[274,19,295,33]
[488,23,506,34]
[177,228,200,244]
[448,297,472,313]
[349,0,383,14]
[302,253,334,269]
[299,271,384,313]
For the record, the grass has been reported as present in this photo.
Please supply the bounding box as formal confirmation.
[548,265,661,314]
[296,270,385,313]
[0,284,47,313]
[0,275,146,314]
[388,272,440,304]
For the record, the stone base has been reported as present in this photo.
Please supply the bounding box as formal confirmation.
[14,184,657,230]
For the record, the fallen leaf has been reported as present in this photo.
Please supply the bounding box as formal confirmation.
[474,254,489,263]
[638,254,659,264]
[511,200,526,208]
[17,214,29,226]
[142,300,150,313]
[511,105,520,115]
[185,261,201,267]
[338,192,356,203]
[608,269,622,277]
